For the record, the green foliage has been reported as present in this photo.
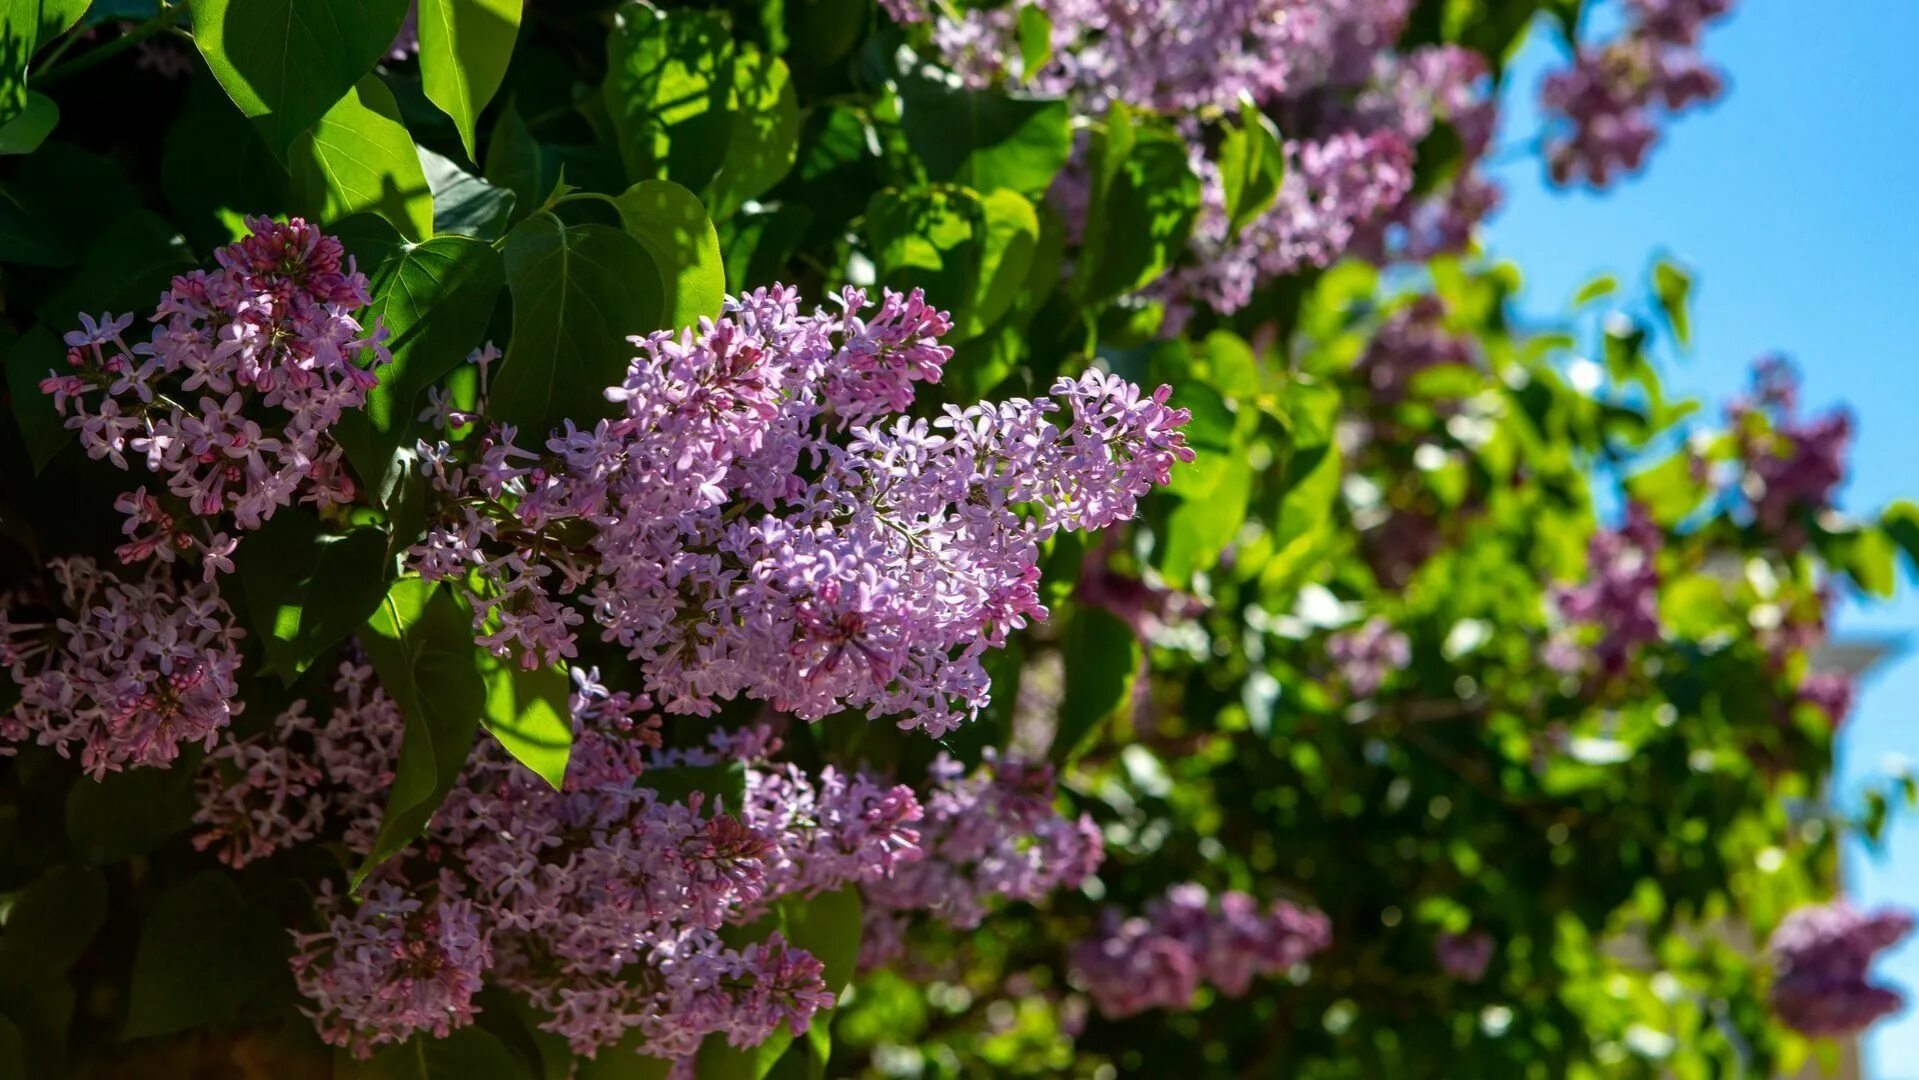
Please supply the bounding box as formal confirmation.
[490,212,663,435]
[354,578,488,886]
[234,508,394,682]
[290,74,436,241]
[189,0,412,155]
[123,872,291,1037]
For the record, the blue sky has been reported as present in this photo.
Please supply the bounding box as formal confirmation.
[1485,3,1919,1073]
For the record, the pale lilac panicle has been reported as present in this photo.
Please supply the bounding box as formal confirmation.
[1436,929,1495,983]
[1353,296,1475,402]
[411,285,1188,737]
[1540,0,1734,187]
[1767,901,1915,1037]
[42,218,387,570]
[2,557,244,778]
[1797,671,1855,727]
[1327,616,1411,698]
[861,752,1103,967]
[1730,356,1851,544]
[1072,883,1332,1018]
[1161,131,1415,322]
[1550,507,1662,677]
[292,880,492,1055]
[225,669,923,1059]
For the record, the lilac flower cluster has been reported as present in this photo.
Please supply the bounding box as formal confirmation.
[1729,356,1852,545]
[193,657,1109,1061]
[891,0,1498,320]
[1767,901,1915,1037]
[1327,616,1412,698]
[41,218,386,578]
[198,662,922,1059]
[1539,0,1735,187]
[1070,884,1331,1019]
[412,285,1190,736]
[1,558,244,778]
[1547,507,1663,678]
[1435,929,1495,983]
[1353,296,1476,403]
[861,752,1104,968]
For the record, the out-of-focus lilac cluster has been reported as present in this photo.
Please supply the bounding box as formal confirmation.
[1327,616,1412,698]
[41,218,387,580]
[862,752,1103,968]
[1728,356,1851,548]
[1435,929,1494,983]
[1547,507,1663,678]
[1,557,244,778]
[200,664,919,1060]
[412,284,1190,737]
[193,661,1108,1063]
[1070,883,1331,1019]
[1354,296,1476,403]
[886,0,1499,321]
[1767,901,1915,1037]
[1539,0,1735,187]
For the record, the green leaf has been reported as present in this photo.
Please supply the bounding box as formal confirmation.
[290,74,435,242]
[490,213,663,436]
[898,80,1072,200]
[1573,274,1618,306]
[0,183,71,266]
[418,0,522,161]
[784,884,861,997]
[1652,257,1693,349]
[64,756,202,865]
[354,578,488,887]
[1050,606,1140,763]
[1075,108,1199,303]
[482,101,561,221]
[477,653,573,791]
[3,326,72,474]
[1015,3,1053,77]
[334,234,505,481]
[1836,525,1898,600]
[865,185,1039,342]
[1626,452,1708,528]
[704,44,799,221]
[423,146,517,240]
[645,761,748,812]
[188,0,412,155]
[1880,500,1919,578]
[575,1031,674,1080]
[162,74,290,251]
[234,508,394,682]
[603,5,735,191]
[350,1028,531,1079]
[0,866,106,996]
[613,179,726,331]
[1217,96,1284,239]
[0,1015,21,1080]
[123,873,291,1038]
[0,93,55,155]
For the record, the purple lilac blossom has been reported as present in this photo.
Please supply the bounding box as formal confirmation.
[43,218,388,577]
[1767,901,1915,1037]
[1071,883,1331,1018]
[410,284,1191,737]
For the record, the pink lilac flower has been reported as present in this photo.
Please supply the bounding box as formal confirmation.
[1729,356,1851,546]
[1797,671,1855,727]
[1548,506,1662,677]
[1071,883,1332,1018]
[863,752,1103,938]
[1767,901,1915,1037]
[1435,929,1495,983]
[411,285,1189,736]
[1539,0,1735,187]
[1353,296,1475,403]
[1327,616,1412,698]
[3,557,244,778]
[42,218,388,571]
